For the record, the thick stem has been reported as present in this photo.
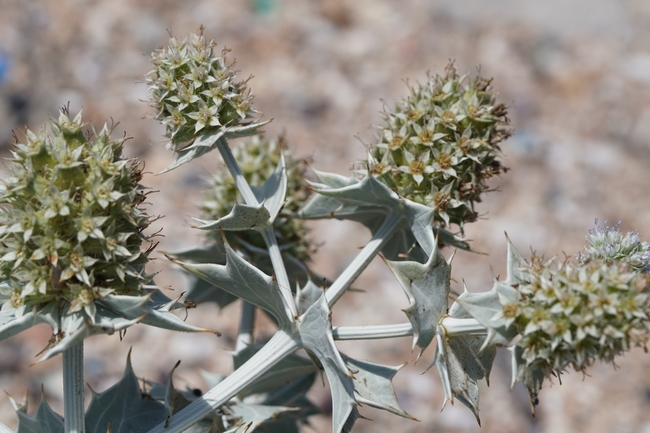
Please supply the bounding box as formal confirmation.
[440,317,486,337]
[0,422,14,433]
[216,138,258,206]
[146,330,299,433]
[235,301,256,351]
[63,342,85,433]
[325,211,403,307]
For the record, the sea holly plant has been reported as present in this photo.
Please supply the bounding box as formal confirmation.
[0,28,649,433]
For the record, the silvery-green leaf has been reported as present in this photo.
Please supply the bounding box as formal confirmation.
[11,393,63,433]
[85,353,167,433]
[233,345,318,398]
[299,171,469,259]
[160,121,271,174]
[164,361,194,423]
[224,403,297,433]
[250,154,287,223]
[298,294,358,433]
[168,241,290,326]
[186,275,239,309]
[193,203,271,232]
[295,278,323,315]
[342,354,415,420]
[509,345,544,415]
[384,242,451,353]
[454,236,527,350]
[166,243,227,264]
[432,302,496,425]
[38,306,142,361]
[98,293,217,335]
[0,302,61,343]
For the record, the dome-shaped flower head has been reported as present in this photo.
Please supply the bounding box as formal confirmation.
[501,255,650,381]
[146,27,270,172]
[0,109,213,360]
[362,62,510,232]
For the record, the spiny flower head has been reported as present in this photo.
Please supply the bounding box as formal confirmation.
[578,220,650,273]
[361,62,510,232]
[0,109,154,317]
[502,255,650,379]
[200,135,314,262]
[146,26,257,151]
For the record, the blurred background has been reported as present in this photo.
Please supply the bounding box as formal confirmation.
[1,0,650,432]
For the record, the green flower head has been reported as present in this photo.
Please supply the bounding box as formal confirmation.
[146,27,269,172]
[0,109,212,360]
[361,61,510,232]
[506,254,650,379]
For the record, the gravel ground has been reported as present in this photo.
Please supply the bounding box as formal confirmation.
[0,1,650,432]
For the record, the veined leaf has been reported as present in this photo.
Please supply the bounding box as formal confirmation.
[298,295,358,433]
[85,353,167,433]
[384,241,451,353]
[168,241,291,326]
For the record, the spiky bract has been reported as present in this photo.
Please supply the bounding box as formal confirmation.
[363,62,510,231]
[201,136,314,262]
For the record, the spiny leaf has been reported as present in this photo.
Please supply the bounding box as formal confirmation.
[160,122,271,174]
[11,392,63,433]
[299,170,469,260]
[509,345,544,416]
[85,353,167,433]
[432,302,496,425]
[193,203,271,232]
[455,235,526,350]
[298,294,358,433]
[168,241,290,326]
[384,241,451,353]
[342,354,415,421]
[250,153,287,223]
[232,345,318,398]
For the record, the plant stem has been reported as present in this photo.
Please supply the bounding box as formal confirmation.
[332,323,414,340]
[216,138,297,320]
[325,211,403,308]
[332,318,486,341]
[146,330,299,433]
[0,421,14,433]
[63,342,85,433]
[235,301,256,351]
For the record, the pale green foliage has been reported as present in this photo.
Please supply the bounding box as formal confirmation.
[362,62,509,232]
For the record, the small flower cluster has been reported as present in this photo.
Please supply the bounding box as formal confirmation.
[146,26,256,150]
[577,220,650,273]
[501,255,650,379]
[362,62,509,231]
[200,135,314,262]
[0,110,154,316]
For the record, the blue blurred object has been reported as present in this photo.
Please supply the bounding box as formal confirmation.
[0,52,9,84]
[251,0,278,16]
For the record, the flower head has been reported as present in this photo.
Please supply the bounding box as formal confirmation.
[506,254,650,379]
[0,109,211,360]
[361,62,510,231]
[146,27,268,172]
[578,220,650,273]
